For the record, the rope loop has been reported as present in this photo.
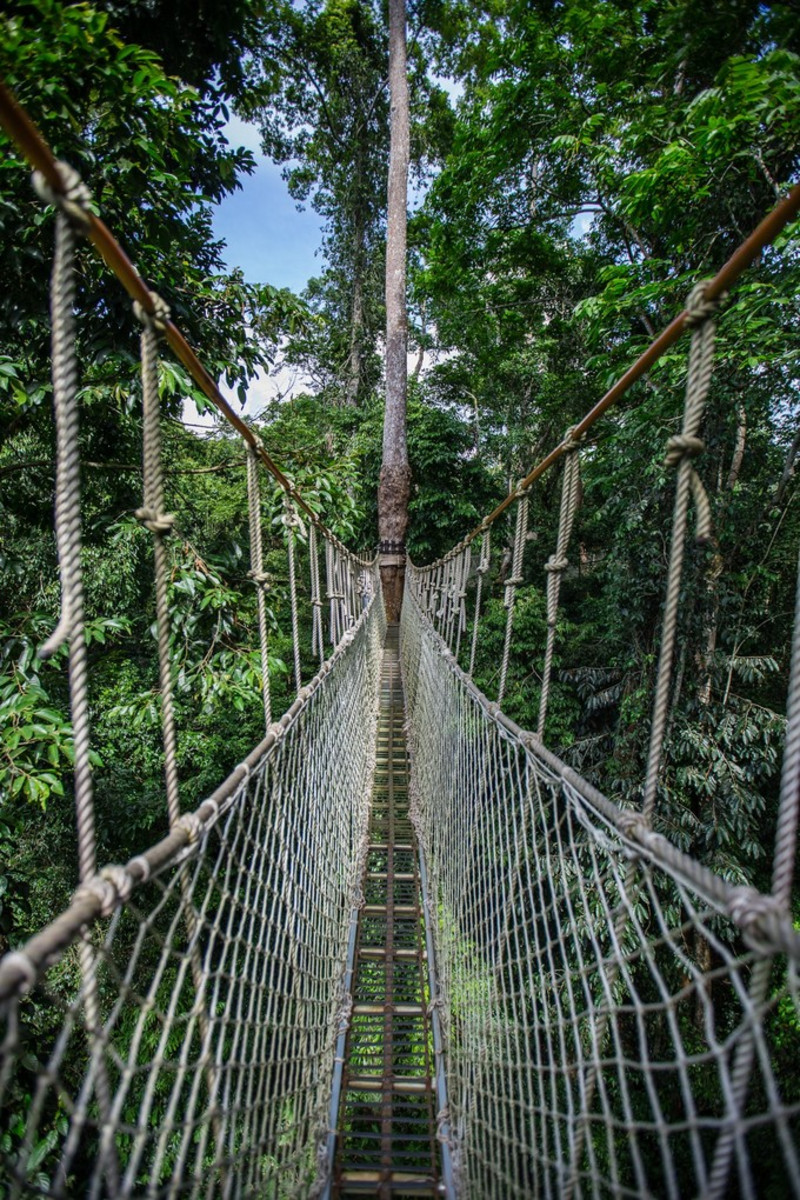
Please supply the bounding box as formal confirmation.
[128,854,151,883]
[2,950,38,994]
[135,505,175,536]
[618,811,650,842]
[176,812,203,845]
[664,434,705,470]
[282,499,304,532]
[32,161,92,231]
[563,426,584,453]
[727,886,783,932]
[73,874,119,919]
[247,567,271,591]
[100,865,134,906]
[685,281,724,329]
[133,290,171,334]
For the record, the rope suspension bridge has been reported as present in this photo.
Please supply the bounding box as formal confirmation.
[1,83,800,1198]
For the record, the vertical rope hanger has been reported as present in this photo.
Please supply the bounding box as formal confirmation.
[283,496,303,694]
[309,523,325,669]
[498,491,529,704]
[641,281,720,823]
[32,161,121,1196]
[134,290,180,830]
[537,432,582,739]
[453,546,472,662]
[469,529,491,677]
[33,164,96,879]
[246,445,273,732]
[568,282,725,1200]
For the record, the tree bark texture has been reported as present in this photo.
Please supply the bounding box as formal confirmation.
[378,0,411,622]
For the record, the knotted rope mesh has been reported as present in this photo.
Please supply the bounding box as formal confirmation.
[402,581,800,1198]
[0,591,385,1198]
[401,282,800,1198]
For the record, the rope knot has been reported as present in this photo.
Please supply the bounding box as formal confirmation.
[545,555,569,574]
[135,506,175,536]
[128,854,151,884]
[563,426,584,453]
[685,281,723,329]
[247,567,271,591]
[664,434,705,469]
[727,886,782,933]
[175,812,203,845]
[618,811,650,842]
[282,502,304,531]
[32,161,92,231]
[73,874,119,919]
[1,950,38,995]
[133,291,171,333]
[268,721,286,742]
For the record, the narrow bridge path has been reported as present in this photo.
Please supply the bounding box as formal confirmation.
[332,625,441,1197]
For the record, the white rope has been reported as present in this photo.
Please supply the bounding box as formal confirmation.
[134,290,181,830]
[642,281,722,823]
[537,433,581,738]
[246,445,272,731]
[498,492,528,704]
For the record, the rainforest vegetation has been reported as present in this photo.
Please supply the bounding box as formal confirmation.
[0,0,799,1152]
[1,0,799,937]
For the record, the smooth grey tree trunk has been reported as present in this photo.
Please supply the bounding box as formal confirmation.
[378,0,411,622]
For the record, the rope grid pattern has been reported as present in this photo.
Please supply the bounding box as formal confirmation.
[402,280,800,1197]
[401,582,800,1198]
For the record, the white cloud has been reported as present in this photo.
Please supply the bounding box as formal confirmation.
[222,113,265,157]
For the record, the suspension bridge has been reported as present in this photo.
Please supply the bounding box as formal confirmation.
[1,83,800,1198]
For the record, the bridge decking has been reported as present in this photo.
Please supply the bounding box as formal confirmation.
[332,625,440,1198]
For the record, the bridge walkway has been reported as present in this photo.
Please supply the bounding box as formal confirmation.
[331,625,441,1198]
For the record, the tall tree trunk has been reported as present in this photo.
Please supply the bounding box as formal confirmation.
[345,231,364,406]
[378,0,411,622]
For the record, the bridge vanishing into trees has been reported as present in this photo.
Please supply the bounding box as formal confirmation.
[1,83,800,1199]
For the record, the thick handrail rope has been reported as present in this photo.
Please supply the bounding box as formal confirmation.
[413,179,800,570]
[0,80,370,568]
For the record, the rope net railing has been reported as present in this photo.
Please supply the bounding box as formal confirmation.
[401,186,800,1197]
[1,598,384,1197]
[403,588,800,1197]
[0,83,385,1197]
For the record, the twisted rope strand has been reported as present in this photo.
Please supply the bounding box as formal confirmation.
[284,499,303,693]
[469,530,490,677]
[772,544,800,905]
[642,282,721,823]
[246,446,272,732]
[538,435,581,739]
[32,162,120,1197]
[135,292,180,830]
[498,493,529,704]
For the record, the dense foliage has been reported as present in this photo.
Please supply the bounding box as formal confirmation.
[0,0,799,1184]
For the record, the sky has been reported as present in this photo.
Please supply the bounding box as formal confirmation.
[211,114,324,293]
[191,114,322,421]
